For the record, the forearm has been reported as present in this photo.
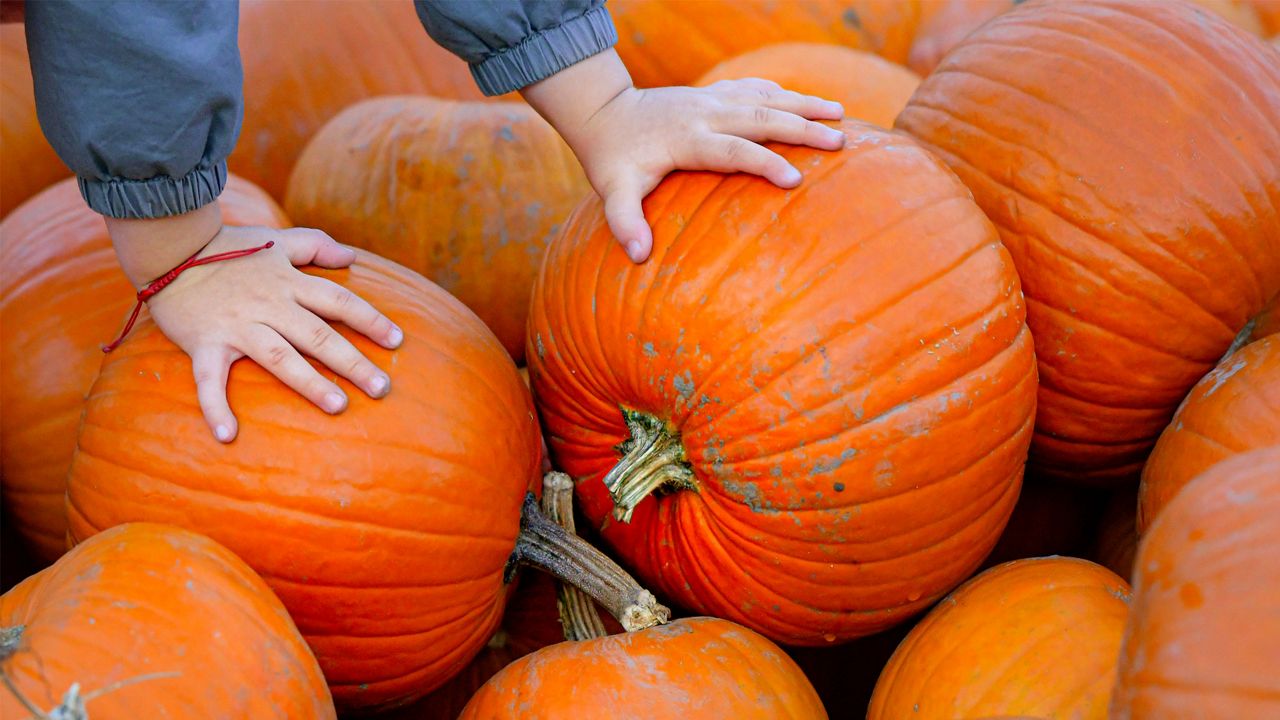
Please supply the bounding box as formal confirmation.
[108,203,223,288]
[520,49,633,153]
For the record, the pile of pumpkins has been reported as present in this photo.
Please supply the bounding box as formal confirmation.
[2,0,1277,718]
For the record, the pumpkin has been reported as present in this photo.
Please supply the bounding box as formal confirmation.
[906,0,1018,75]
[695,42,920,129]
[609,0,923,88]
[63,249,543,711]
[982,478,1107,569]
[234,0,502,200]
[1111,447,1280,719]
[285,96,589,363]
[527,119,1037,645]
[0,523,334,719]
[1194,0,1266,34]
[1093,490,1138,582]
[869,557,1131,720]
[895,0,1280,484]
[0,175,287,565]
[0,24,69,218]
[1244,293,1280,342]
[1248,0,1280,35]
[1137,335,1280,533]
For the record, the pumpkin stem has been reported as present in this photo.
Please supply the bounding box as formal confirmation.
[1221,317,1257,361]
[507,491,669,632]
[540,472,611,641]
[603,409,696,523]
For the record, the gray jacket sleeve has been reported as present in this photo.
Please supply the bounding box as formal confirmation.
[24,1,242,219]
[414,0,617,97]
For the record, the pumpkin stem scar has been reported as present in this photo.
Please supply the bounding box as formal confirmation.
[505,492,670,633]
[603,408,697,523]
[540,472,610,642]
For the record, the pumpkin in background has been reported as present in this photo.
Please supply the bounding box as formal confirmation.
[0,176,286,565]
[1248,0,1280,35]
[981,477,1108,569]
[1245,293,1280,342]
[869,557,1131,720]
[286,97,588,363]
[906,0,1017,76]
[1137,335,1280,533]
[527,119,1036,645]
[235,0,503,200]
[1093,490,1138,582]
[895,0,1280,484]
[1194,0,1265,35]
[1111,448,1280,719]
[610,0,922,88]
[64,250,543,711]
[0,523,334,719]
[0,24,69,217]
[695,42,920,128]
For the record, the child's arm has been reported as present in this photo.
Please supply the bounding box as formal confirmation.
[25,1,400,442]
[416,0,845,262]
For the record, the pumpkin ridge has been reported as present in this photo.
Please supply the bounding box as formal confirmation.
[1027,296,1211,367]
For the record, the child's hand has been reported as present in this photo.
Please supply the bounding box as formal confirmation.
[522,49,845,263]
[107,203,403,443]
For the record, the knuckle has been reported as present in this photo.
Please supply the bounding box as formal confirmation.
[310,324,332,350]
[265,344,290,368]
[722,138,748,164]
[332,287,355,308]
[752,106,772,126]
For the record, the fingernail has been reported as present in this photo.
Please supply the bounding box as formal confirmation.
[782,166,802,186]
[825,127,845,144]
[215,424,233,442]
[324,392,347,413]
[387,326,404,348]
[827,100,845,115]
[369,374,389,396]
[626,240,645,263]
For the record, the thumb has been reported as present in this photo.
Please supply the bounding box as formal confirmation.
[603,189,653,264]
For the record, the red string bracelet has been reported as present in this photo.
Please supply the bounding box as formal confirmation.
[102,241,275,353]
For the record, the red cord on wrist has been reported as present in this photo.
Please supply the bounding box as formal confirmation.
[102,241,275,353]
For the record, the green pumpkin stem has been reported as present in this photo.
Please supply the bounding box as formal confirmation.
[603,409,697,523]
[540,472,611,641]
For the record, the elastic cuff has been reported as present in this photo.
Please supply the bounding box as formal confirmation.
[470,4,619,96]
[78,161,228,219]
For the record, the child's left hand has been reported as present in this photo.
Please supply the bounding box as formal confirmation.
[522,49,846,263]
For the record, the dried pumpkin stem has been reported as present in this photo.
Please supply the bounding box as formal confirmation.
[603,409,696,523]
[540,472,610,641]
[508,492,669,632]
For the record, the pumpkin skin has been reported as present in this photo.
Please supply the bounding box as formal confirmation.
[1111,448,1280,719]
[285,96,589,363]
[0,176,287,565]
[459,616,827,719]
[869,557,1131,720]
[234,0,501,200]
[906,0,1018,76]
[695,42,920,129]
[64,250,542,711]
[895,0,1280,484]
[610,0,923,88]
[0,24,69,217]
[0,523,334,719]
[527,119,1037,645]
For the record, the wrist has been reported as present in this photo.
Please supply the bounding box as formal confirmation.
[520,49,634,151]
[107,201,224,288]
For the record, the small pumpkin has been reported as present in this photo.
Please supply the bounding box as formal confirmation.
[695,42,920,128]
[1137,335,1280,533]
[1111,447,1280,719]
[0,176,287,564]
[0,523,334,719]
[869,557,1131,720]
[895,0,1280,483]
[0,24,70,218]
[285,96,589,363]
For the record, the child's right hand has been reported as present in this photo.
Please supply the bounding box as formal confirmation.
[107,202,403,443]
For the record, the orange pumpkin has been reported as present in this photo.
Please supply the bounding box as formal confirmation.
[0,176,287,565]
[0,523,334,719]
[285,96,589,363]
[527,119,1036,645]
[1245,293,1280,342]
[610,0,922,88]
[869,557,1131,720]
[895,0,1280,484]
[64,250,542,711]
[1111,447,1280,719]
[1137,335,1280,533]
[0,24,69,218]
[1248,0,1280,35]
[1193,0,1266,34]
[906,0,1017,76]
[234,0,501,200]
[695,42,920,128]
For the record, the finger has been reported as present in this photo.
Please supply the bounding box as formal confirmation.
[273,309,391,399]
[192,345,238,443]
[691,136,803,188]
[603,189,654,263]
[721,106,846,150]
[239,324,349,414]
[737,85,844,121]
[296,276,403,349]
[279,227,357,268]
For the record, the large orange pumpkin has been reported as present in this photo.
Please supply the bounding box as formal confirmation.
[1111,447,1280,719]
[695,42,920,129]
[895,0,1280,484]
[869,557,1131,720]
[0,523,334,719]
[609,0,922,88]
[234,0,500,200]
[285,96,589,363]
[527,119,1037,645]
[0,176,286,565]
[64,250,543,711]
[0,24,69,217]
[1137,336,1280,533]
